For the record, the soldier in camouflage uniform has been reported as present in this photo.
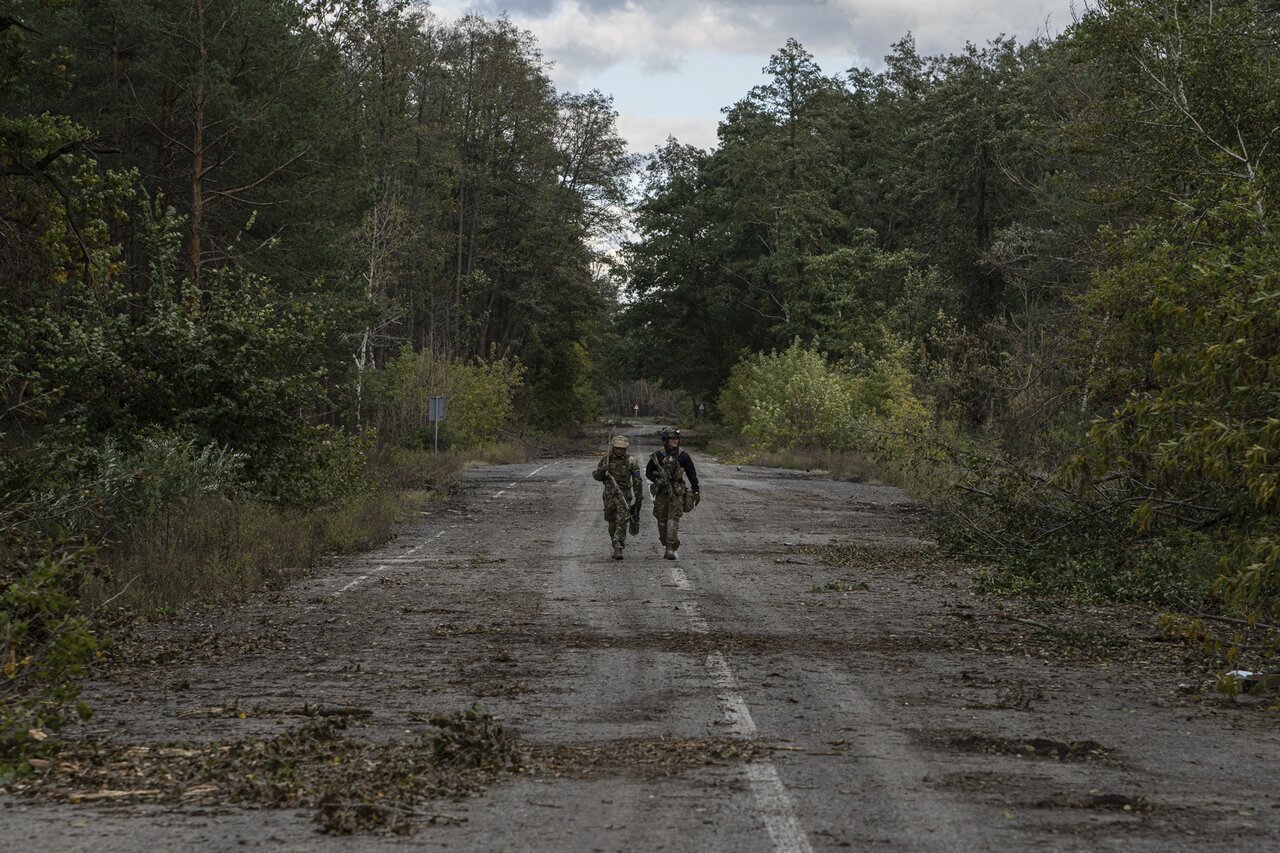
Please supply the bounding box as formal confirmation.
[592,434,644,560]
[646,428,700,560]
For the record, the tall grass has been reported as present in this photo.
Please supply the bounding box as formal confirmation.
[87,490,400,613]
[89,443,546,614]
[745,447,880,481]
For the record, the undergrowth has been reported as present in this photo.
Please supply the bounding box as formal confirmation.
[2,441,532,770]
[746,447,879,481]
[972,530,1221,610]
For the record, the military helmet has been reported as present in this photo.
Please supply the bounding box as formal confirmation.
[660,428,681,441]
[611,435,629,448]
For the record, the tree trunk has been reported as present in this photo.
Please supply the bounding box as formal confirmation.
[188,0,207,304]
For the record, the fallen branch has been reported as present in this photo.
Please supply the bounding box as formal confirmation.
[320,799,467,824]
[1173,600,1280,634]
[991,613,1054,632]
[287,705,373,718]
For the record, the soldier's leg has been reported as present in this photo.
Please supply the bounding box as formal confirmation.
[604,504,619,544]
[653,494,669,545]
[667,502,684,551]
[611,498,628,548]
[606,499,628,549]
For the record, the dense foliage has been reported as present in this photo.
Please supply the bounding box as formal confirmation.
[622,0,1280,620]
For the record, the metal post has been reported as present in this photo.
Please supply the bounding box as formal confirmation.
[428,395,446,455]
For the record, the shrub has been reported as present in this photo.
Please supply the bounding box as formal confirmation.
[1071,202,1280,618]
[719,341,865,452]
[371,350,525,450]
[0,504,99,768]
[93,489,398,613]
[718,337,936,479]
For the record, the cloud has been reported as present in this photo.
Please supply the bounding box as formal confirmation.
[429,0,1073,154]
[433,0,1069,77]
[616,114,720,154]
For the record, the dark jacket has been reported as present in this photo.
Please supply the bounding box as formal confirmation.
[646,447,699,492]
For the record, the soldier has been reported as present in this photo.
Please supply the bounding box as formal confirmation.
[592,434,644,560]
[646,428,700,560]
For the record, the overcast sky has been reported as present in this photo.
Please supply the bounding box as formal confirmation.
[429,0,1076,153]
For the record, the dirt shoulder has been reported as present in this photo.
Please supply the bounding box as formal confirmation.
[3,436,1278,851]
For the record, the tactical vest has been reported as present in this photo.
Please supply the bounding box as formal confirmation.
[655,449,686,493]
[601,454,635,486]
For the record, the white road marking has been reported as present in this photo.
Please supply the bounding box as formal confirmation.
[335,529,448,595]
[337,459,556,595]
[670,565,692,590]
[709,656,758,737]
[668,565,813,853]
[744,763,813,853]
[526,461,555,478]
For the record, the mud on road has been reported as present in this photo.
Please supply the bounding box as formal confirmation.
[5,428,1280,851]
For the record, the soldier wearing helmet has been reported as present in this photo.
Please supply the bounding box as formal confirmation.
[592,434,644,560]
[645,428,700,560]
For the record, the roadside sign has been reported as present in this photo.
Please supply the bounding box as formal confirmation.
[428,396,446,453]
[428,396,446,423]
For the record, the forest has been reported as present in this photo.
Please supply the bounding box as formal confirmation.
[5,0,1280,760]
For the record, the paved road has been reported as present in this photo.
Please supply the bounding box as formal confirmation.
[5,428,1279,850]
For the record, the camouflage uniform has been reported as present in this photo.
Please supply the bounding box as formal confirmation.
[646,430,699,560]
[592,436,644,559]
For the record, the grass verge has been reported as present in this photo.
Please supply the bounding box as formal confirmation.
[87,444,534,616]
[707,434,880,481]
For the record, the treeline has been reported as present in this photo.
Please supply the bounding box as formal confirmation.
[1,0,630,756]
[623,0,1280,619]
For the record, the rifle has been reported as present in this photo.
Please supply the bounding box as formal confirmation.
[606,470,642,535]
[651,444,696,512]
[600,425,641,535]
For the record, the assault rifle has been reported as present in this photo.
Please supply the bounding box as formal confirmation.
[650,440,698,511]
[600,424,641,535]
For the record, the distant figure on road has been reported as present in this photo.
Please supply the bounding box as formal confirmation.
[646,428,700,560]
[697,401,706,420]
[593,434,644,560]
[633,402,640,418]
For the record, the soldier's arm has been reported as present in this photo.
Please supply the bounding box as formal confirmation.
[644,453,658,482]
[681,452,700,492]
[592,458,606,481]
[630,458,644,502]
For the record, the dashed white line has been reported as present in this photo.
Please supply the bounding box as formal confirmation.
[526,461,556,478]
[706,651,755,732]
[744,763,813,853]
[668,565,813,853]
[335,528,448,595]
[670,565,692,590]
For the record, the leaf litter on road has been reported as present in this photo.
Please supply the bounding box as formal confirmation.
[5,705,523,836]
[5,706,769,836]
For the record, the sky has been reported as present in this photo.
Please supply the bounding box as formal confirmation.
[428,0,1077,154]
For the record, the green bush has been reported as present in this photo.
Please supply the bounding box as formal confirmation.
[1070,201,1280,618]
[93,489,398,613]
[0,506,99,768]
[718,341,865,452]
[72,435,245,538]
[372,349,525,450]
[977,529,1219,609]
[718,338,936,479]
